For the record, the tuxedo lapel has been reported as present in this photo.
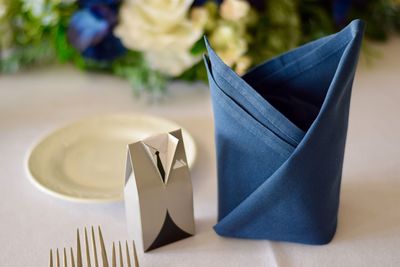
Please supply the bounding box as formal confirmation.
[164,134,179,184]
[142,133,179,184]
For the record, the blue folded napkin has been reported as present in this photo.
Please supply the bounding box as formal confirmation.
[204,19,365,245]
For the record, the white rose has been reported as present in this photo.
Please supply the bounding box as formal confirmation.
[115,0,203,76]
[220,0,250,21]
[145,51,198,77]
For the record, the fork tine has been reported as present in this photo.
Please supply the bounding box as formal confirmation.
[63,248,67,267]
[77,229,83,267]
[49,249,54,267]
[70,248,76,267]
[132,241,139,267]
[111,242,116,267]
[84,227,92,267]
[91,226,99,267]
[56,249,60,267]
[98,226,109,267]
[125,241,131,267]
[118,242,123,267]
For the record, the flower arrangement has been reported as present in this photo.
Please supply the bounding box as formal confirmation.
[1,0,399,94]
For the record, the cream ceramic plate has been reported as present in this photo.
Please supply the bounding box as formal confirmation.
[27,114,196,203]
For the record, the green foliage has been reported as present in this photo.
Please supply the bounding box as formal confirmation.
[179,38,208,83]
[246,1,302,65]
[51,2,79,63]
[1,41,55,72]
[299,0,335,42]
[1,0,79,72]
[348,0,400,41]
[111,51,167,95]
[179,60,208,83]
[190,37,207,56]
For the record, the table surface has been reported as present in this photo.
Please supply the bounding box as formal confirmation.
[1,37,400,267]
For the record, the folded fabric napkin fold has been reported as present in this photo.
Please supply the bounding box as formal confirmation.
[204,19,365,245]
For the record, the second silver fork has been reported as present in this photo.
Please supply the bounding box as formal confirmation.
[77,226,109,267]
[111,241,139,267]
[49,248,75,267]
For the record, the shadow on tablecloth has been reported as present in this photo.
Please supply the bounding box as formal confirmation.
[336,178,400,241]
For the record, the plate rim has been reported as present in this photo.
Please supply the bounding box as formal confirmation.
[25,113,197,203]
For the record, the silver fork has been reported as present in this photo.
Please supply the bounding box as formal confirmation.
[111,241,139,267]
[49,247,75,267]
[76,226,109,267]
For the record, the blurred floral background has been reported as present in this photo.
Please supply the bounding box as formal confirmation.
[1,0,399,94]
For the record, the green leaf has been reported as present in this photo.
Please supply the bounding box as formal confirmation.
[53,25,75,62]
[190,38,206,55]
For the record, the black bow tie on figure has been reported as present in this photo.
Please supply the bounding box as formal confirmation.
[155,151,166,182]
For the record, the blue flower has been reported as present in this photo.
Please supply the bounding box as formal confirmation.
[79,0,121,8]
[81,33,126,61]
[192,0,222,6]
[332,0,352,25]
[68,0,125,61]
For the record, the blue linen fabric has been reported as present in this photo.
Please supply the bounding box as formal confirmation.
[203,19,365,245]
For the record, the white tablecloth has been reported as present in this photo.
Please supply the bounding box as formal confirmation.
[1,38,400,267]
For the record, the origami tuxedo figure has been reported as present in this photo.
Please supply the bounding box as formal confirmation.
[124,129,195,252]
[204,20,365,244]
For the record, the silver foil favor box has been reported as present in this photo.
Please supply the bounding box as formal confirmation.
[124,129,195,252]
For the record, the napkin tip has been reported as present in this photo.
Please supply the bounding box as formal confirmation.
[349,19,366,37]
[203,35,212,54]
[203,35,209,46]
